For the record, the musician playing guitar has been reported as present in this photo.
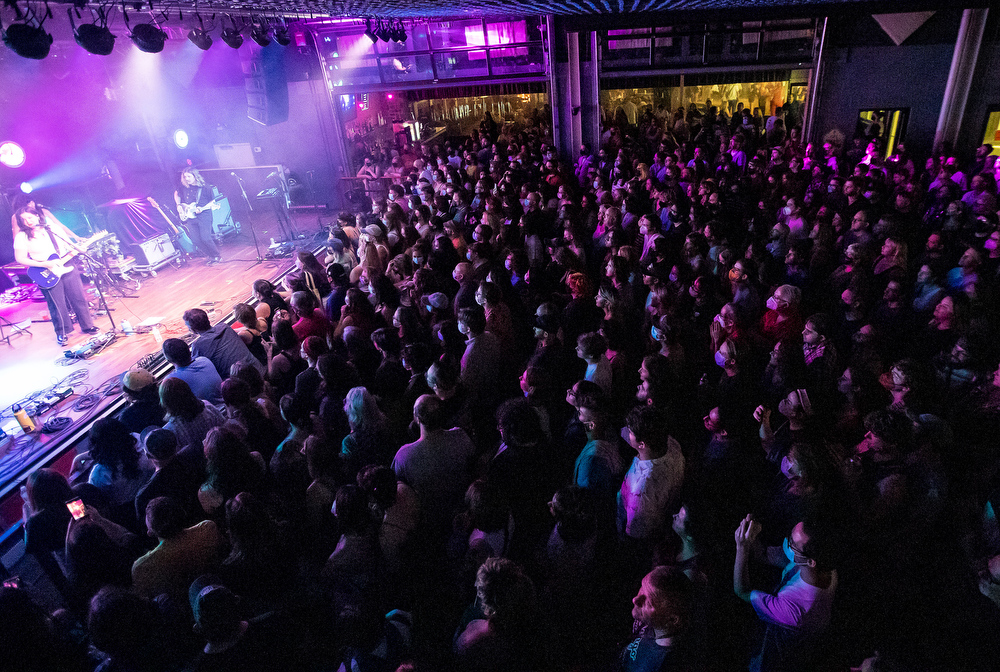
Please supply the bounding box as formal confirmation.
[12,206,98,346]
[174,167,222,265]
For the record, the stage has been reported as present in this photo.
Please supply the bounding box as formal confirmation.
[0,211,325,534]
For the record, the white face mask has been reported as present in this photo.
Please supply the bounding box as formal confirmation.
[388,193,395,201]
[766,296,780,311]
[782,206,792,216]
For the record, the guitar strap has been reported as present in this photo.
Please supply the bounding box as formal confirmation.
[44,226,63,257]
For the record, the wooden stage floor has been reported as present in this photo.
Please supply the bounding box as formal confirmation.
[0,214,324,523]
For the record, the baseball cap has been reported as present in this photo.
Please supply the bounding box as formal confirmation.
[122,367,155,392]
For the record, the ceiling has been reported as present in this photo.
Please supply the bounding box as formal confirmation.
[5,0,970,21]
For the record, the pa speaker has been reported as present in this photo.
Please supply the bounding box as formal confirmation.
[244,43,288,126]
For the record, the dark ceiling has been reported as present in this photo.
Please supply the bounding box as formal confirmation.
[15,0,972,20]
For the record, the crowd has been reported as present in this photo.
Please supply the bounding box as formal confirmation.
[11,102,1000,672]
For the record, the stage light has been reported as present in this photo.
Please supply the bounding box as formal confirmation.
[387,93,394,100]
[188,27,212,50]
[20,182,33,194]
[274,26,291,46]
[173,129,189,148]
[3,22,53,60]
[130,22,167,53]
[391,20,406,43]
[69,8,115,56]
[364,19,377,44]
[375,20,391,42]
[221,17,243,49]
[250,23,271,47]
[0,141,26,168]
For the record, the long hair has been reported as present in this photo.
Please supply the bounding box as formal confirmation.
[180,168,206,187]
[344,386,386,434]
[13,206,44,239]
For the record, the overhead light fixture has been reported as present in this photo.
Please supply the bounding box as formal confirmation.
[250,22,270,47]
[173,129,189,148]
[187,14,212,50]
[2,20,54,60]
[392,20,407,43]
[364,19,377,44]
[375,20,391,42]
[130,22,167,53]
[69,7,116,56]
[0,141,26,168]
[188,27,212,50]
[274,25,291,46]
[20,182,33,194]
[220,15,243,49]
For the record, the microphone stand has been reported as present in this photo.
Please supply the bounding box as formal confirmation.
[46,227,118,333]
[232,172,264,268]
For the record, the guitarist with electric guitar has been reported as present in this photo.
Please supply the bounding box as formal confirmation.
[12,205,98,346]
[174,167,223,265]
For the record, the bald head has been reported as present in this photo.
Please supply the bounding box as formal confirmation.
[413,394,444,431]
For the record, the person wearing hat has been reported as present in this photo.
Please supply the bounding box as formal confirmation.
[133,428,206,528]
[118,367,165,434]
[423,291,450,327]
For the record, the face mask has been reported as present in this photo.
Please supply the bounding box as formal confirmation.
[827,185,836,193]
[521,199,529,208]
[594,181,601,189]
[413,257,423,266]
[783,206,792,216]
[426,304,433,313]
[714,350,727,367]
[766,296,780,311]
[388,193,395,201]
[782,537,797,564]
[458,322,469,335]
[651,326,662,341]
[505,260,512,271]
[714,313,727,328]
[668,272,679,283]
[476,294,486,306]
[863,191,874,199]
[466,251,473,261]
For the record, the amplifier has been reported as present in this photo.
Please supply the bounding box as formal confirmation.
[131,234,176,267]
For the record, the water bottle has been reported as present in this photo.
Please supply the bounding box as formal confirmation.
[121,319,133,334]
[152,326,163,343]
[12,404,35,432]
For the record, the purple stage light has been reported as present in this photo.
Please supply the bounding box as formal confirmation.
[0,141,26,168]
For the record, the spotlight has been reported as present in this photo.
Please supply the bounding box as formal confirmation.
[364,19,377,44]
[130,22,167,53]
[221,16,243,49]
[274,26,291,46]
[3,22,53,60]
[188,28,212,50]
[173,129,189,148]
[69,8,116,56]
[20,182,33,194]
[375,20,391,42]
[250,24,270,47]
[394,20,407,43]
[0,141,26,168]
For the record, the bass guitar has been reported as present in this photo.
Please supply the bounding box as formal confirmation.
[177,194,224,221]
[147,197,196,254]
[27,232,105,289]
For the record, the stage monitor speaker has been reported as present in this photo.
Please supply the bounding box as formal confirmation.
[214,143,255,169]
[211,195,238,237]
[243,43,288,126]
[131,234,176,266]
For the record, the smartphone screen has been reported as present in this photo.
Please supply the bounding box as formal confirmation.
[66,498,86,520]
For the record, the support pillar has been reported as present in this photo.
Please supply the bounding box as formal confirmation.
[934,8,989,154]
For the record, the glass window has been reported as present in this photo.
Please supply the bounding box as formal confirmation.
[490,44,545,76]
[485,20,528,45]
[606,28,650,65]
[381,54,434,83]
[433,51,489,79]
[429,19,485,49]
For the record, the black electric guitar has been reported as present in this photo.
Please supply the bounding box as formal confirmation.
[178,194,224,221]
[27,232,104,289]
